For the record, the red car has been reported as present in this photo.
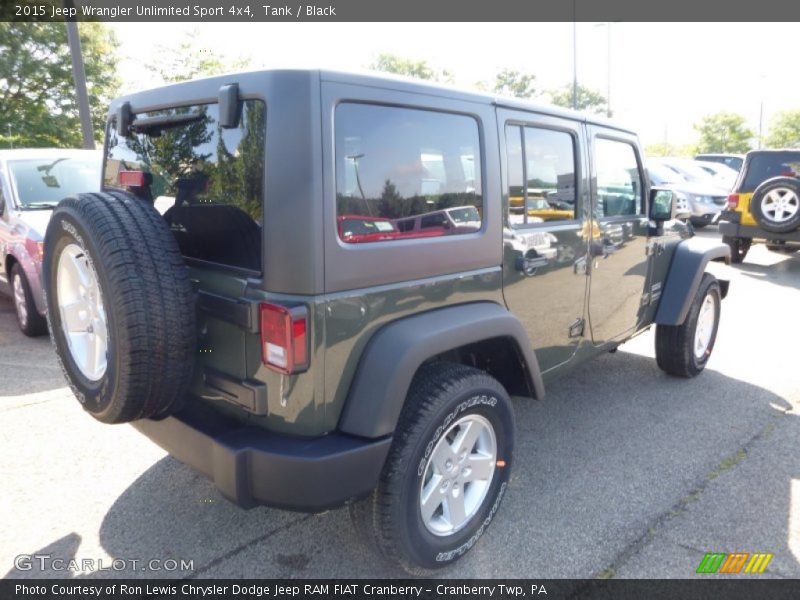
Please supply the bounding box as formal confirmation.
[337,215,401,243]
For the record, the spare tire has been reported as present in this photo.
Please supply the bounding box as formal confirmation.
[43,191,196,423]
[750,177,800,233]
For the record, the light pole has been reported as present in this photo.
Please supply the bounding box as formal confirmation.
[593,22,613,118]
[64,0,95,150]
[572,15,578,110]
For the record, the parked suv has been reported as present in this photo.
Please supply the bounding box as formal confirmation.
[719,149,800,262]
[0,149,100,336]
[42,70,730,574]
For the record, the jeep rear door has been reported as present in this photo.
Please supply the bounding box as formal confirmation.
[498,108,590,374]
[586,127,650,344]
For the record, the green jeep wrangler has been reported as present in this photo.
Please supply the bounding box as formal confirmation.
[43,70,730,574]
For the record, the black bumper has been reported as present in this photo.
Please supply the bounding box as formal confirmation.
[132,406,392,512]
[719,220,800,243]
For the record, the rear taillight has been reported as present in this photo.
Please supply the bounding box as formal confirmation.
[118,170,146,187]
[726,194,739,210]
[260,303,308,374]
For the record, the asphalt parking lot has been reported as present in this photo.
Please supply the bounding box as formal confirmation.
[2,231,799,579]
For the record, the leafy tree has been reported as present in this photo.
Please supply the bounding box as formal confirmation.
[693,112,753,154]
[549,84,608,115]
[480,69,538,99]
[645,142,694,158]
[493,69,538,98]
[0,22,120,148]
[765,110,800,149]
[369,53,453,83]
[146,28,251,84]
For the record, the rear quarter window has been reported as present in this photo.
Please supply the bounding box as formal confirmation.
[334,103,482,243]
[741,152,800,192]
[104,100,266,272]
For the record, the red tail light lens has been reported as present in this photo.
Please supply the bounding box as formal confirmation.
[726,194,739,210]
[118,170,146,187]
[260,303,308,374]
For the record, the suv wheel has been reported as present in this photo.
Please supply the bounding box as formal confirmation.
[43,192,196,424]
[722,235,750,264]
[10,263,48,337]
[750,177,800,233]
[350,362,515,574]
[655,273,721,378]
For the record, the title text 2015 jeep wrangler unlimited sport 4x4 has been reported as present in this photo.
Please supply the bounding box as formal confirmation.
[43,70,730,573]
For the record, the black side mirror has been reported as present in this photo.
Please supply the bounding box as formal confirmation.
[649,187,676,222]
[116,101,133,137]
[218,83,242,128]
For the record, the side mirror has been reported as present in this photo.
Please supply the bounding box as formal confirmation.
[116,101,133,137]
[649,187,676,222]
[218,83,242,128]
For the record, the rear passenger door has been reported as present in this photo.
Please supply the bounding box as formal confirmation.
[499,109,590,374]
[586,128,650,344]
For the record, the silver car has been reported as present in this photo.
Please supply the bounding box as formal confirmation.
[647,160,729,228]
[0,149,101,336]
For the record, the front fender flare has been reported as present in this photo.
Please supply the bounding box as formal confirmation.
[338,302,544,439]
[655,237,730,326]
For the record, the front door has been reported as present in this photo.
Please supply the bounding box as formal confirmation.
[499,110,590,374]
[587,129,650,344]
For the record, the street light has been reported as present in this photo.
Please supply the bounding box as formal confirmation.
[346,153,371,215]
[64,0,95,149]
[594,22,614,118]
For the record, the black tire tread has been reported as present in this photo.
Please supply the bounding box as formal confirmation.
[351,362,508,575]
[655,273,720,378]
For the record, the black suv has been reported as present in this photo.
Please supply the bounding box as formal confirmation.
[43,70,730,573]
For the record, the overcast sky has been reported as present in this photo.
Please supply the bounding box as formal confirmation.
[111,22,798,149]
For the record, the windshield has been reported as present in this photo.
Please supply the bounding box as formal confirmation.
[448,207,480,223]
[666,160,713,183]
[647,163,684,186]
[8,157,100,208]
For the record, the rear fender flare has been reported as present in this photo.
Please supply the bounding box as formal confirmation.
[337,302,544,439]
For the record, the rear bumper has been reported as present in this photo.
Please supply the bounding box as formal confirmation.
[690,212,719,225]
[132,405,392,512]
[719,220,800,243]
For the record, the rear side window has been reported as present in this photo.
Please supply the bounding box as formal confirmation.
[334,103,482,243]
[594,138,643,218]
[741,152,800,192]
[104,100,266,272]
[506,124,578,227]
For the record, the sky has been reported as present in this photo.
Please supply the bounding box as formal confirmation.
[110,22,800,150]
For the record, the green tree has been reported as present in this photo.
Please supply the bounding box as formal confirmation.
[0,22,120,148]
[765,110,800,149]
[369,53,453,83]
[693,112,754,154]
[488,69,538,99]
[146,28,251,84]
[645,142,694,158]
[549,84,608,115]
